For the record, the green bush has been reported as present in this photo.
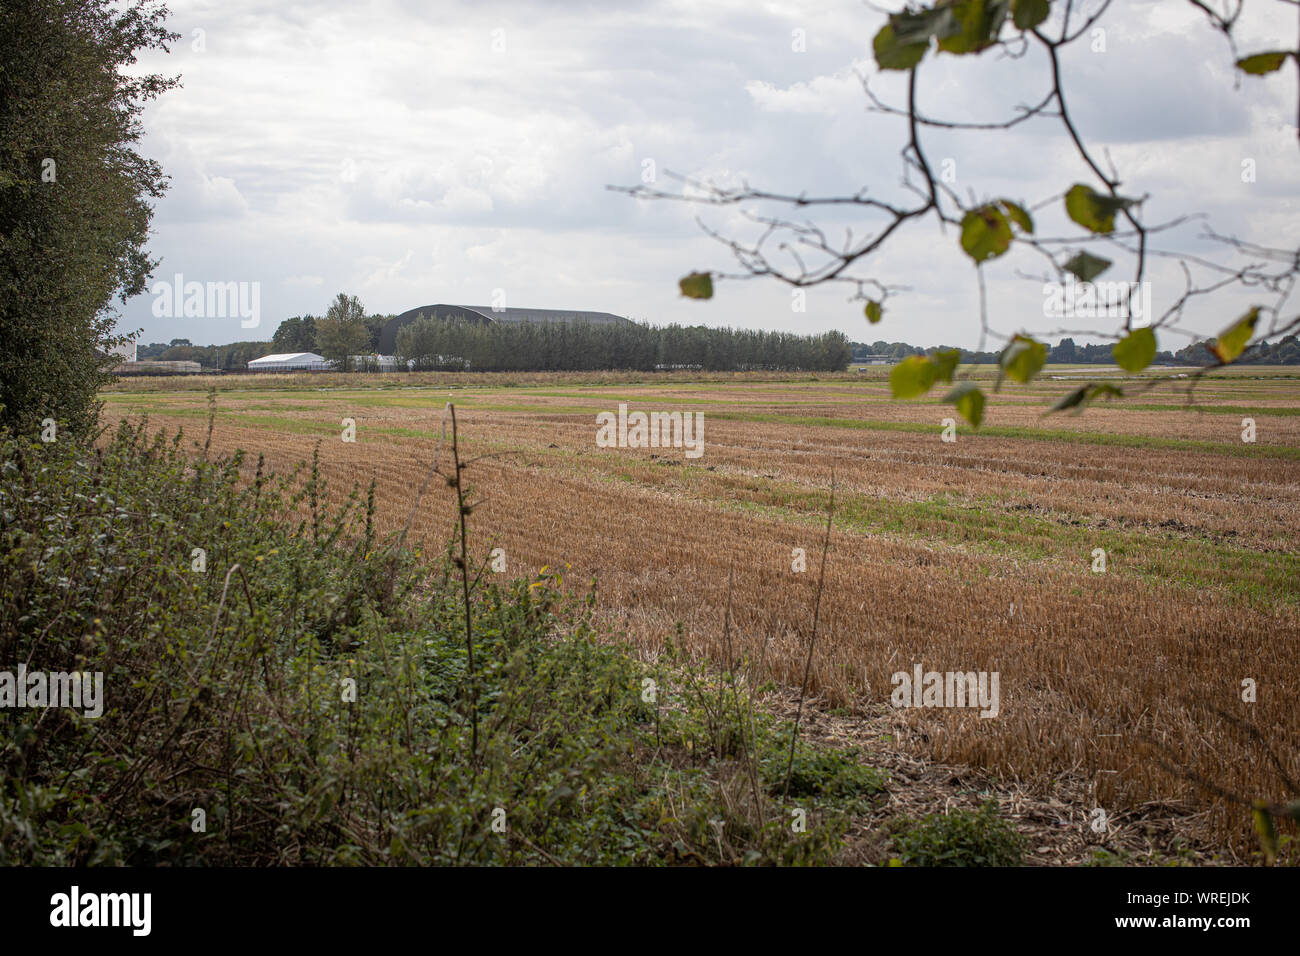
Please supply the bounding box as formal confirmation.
[763,742,888,806]
[891,800,1027,867]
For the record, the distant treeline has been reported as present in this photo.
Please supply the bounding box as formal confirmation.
[137,339,277,368]
[853,334,1300,366]
[136,316,849,372]
[134,322,1299,372]
[396,317,852,372]
[135,310,395,369]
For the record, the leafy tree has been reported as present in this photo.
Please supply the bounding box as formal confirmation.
[1051,337,1077,363]
[315,293,372,371]
[623,0,1300,425]
[365,314,391,353]
[324,293,366,325]
[0,0,178,437]
[271,314,319,353]
[157,344,204,363]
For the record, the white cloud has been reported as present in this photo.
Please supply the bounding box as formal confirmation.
[745,64,867,115]
[118,0,1300,349]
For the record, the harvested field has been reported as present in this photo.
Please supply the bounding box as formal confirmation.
[101,364,1300,860]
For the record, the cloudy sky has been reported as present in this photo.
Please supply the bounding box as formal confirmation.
[120,0,1298,349]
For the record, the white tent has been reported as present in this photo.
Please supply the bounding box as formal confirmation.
[247,352,331,372]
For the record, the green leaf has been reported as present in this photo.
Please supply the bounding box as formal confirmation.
[1113,327,1156,372]
[1049,386,1088,413]
[937,0,1011,55]
[865,300,883,324]
[998,334,1047,385]
[1064,184,1136,234]
[890,354,936,399]
[879,3,1011,64]
[891,6,964,46]
[1237,51,1291,75]
[960,206,1013,263]
[1000,199,1034,234]
[930,348,961,384]
[1047,382,1123,415]
[679,272,713,299]
[1012,0,1050,30]
[945,381,986,428]
[1210,307,1259,364]
[873,23,928,71]
[1062,251,1111,282]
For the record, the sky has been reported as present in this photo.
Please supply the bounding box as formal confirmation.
[119,0,1299,349]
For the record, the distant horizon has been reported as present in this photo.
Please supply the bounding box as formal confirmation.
[127,320,1299,355]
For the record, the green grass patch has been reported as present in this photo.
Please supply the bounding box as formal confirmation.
[708,412,1300,459]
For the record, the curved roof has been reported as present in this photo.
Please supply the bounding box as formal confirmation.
[379,304,631,354]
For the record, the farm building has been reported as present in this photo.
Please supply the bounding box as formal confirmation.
[378,304,631,354]
[247,352,331,372]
